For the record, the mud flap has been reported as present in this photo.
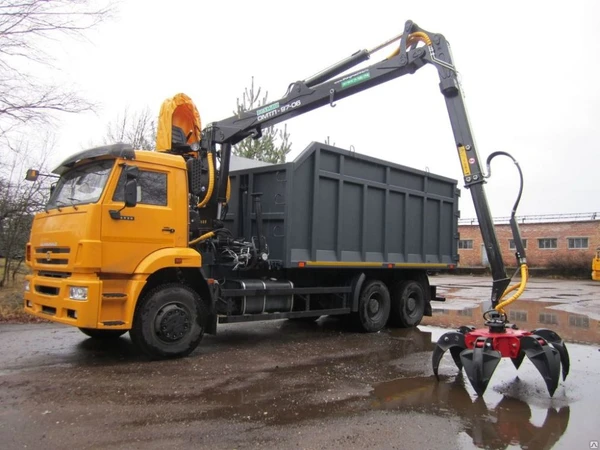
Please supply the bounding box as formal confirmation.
[520,335,561,396]
[460,337,502,396]
[432,331,467,379]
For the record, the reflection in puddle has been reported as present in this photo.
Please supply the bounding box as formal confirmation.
[423,300,599,345]
[371,375,570,449]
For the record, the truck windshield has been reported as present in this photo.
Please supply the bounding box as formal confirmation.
[47,159,115,210]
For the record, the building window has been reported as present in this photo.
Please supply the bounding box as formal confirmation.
[538,238,557,249]
[509,310,527,322]
[509,239,527,250]
[539,313,558,325]
[434,309,450,315]
[568,237,589,249]
[458,308,473,317]
[569,315,589,329]
[458,239,473,250]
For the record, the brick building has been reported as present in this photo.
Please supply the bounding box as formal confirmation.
[457,212,600,268]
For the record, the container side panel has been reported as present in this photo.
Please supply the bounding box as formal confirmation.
[406,196,424,261]
[320,150,340,174]
[425,198,441,262]
[387,191,406,262]
[440,201,455,263]
[250,171,286,262]
[345,157,386,184]
[289,153,314,262]
[428,177,455,198]
[315,178,338,257]
[389,168,424,191]
[341,182,363,256]
[365,186,385,260]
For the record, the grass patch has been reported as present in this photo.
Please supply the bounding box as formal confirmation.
[0,259,48,323]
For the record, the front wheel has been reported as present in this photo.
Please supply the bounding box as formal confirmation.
[79,328,127,339]
[130,283,207,359]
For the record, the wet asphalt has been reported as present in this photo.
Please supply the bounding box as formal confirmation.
[1,274,599,450]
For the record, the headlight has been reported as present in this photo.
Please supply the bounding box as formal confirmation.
[69,286,88,301]
[24,280,30,292]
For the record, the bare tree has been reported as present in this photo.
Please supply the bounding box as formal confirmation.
[0,0,113,139]
[0,0,114,288]
[233,77,292,164]
[103,106,157,150]
[0,137,54,286]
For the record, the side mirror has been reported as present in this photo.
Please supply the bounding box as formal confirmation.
[124,178,138,207]
[124,165,139,180]
[110,165,139,219]
[26,169,39,181]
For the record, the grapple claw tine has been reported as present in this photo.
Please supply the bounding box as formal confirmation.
[531,328,570,380]
[460,337,502,396]
[520,335,561,396]
[432,331,467,379]
[511,350,525,370]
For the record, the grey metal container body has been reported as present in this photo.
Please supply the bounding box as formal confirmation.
[225,142,460,268]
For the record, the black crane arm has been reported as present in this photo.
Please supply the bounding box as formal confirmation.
[200,20,513,308]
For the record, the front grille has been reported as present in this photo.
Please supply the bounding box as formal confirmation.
[35,285,59,296]
[36,247,70,254]
[35,247,70,265]
[38,271,71,279]
[36,258,68,265]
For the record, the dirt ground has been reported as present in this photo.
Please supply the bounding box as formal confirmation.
[1,274,599,450]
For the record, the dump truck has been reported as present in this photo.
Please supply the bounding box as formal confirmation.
[25,20,568,397]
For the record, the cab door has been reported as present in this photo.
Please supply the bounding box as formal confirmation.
[101,163,180,273]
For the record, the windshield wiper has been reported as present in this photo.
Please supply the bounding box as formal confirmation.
[67,197,80,210]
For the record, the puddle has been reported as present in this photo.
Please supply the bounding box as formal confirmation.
[424,299,600,345]
[370,375,570,449]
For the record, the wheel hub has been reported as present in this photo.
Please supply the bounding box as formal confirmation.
[155,304,191,342]
[368,297,380,315]
[407,295,416,312]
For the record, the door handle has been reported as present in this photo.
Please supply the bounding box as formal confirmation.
[162,227,175,234]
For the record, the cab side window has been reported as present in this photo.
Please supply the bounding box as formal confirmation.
[113,168,167,206]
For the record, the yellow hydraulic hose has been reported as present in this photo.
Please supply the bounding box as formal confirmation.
[495,264,528,314]
[386,32,432,59]
[197,152,215,208]
[189,231,215,246]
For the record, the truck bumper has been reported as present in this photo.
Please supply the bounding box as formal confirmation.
[24,273,103,329]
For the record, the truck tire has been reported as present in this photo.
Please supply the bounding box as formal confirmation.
[78,328,127,339]
[390,280,425,328]
[130,283,207,359]
[354,280,391,332]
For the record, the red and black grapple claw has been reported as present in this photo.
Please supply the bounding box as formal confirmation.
[432,310,569,397]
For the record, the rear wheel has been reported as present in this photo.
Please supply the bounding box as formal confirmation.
[79,328,127,339]
[130,283,207,359]
[390,280,425,328]
[354,280,391,332]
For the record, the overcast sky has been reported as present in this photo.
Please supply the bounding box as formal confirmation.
[47,0,599,220]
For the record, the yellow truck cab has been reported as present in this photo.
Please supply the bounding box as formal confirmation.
[24,144,204,343]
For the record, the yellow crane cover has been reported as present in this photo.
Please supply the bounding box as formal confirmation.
[155,93,202,152]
